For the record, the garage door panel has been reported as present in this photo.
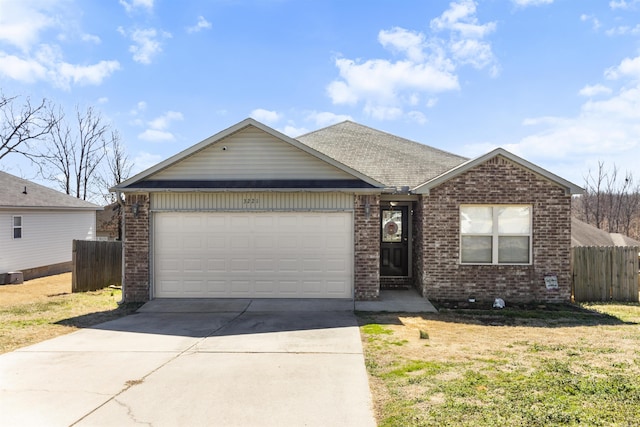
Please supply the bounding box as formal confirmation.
[154,212,353,298]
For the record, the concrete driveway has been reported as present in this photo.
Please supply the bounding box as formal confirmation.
[0,299,376,427]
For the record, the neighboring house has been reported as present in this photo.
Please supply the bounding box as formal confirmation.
[571,217,640,247]
[0,171,100,281]
[112,118,583,304]
[96,202,121,241]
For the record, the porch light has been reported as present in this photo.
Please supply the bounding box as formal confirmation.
[364,197,371,219]
[132,202,140,218]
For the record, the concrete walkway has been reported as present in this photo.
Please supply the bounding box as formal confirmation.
[0,301,376,427]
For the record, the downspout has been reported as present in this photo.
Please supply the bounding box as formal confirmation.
[116,190,126,305]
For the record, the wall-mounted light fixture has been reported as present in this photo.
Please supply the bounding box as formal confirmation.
[364,196,371,219]
[132,202,140,218]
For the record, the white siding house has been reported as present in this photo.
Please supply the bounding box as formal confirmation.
[0,171,101,281]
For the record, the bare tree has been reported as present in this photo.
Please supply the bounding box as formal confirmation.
[0,93,56,161]
[41,105,112,201]
[578,161,640,240]
[97,130,133,203]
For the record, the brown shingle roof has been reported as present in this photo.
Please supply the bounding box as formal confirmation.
[0,171,100,210]
[296,121,468,188]
[571,217,640,247]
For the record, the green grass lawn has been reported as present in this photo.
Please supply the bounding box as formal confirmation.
[0,286,141,354]
[359,303,640,427]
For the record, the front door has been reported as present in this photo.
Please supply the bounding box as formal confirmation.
[380,206,408,276]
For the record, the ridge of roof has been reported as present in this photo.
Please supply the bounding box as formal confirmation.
[297,121,468,188]
[0,170,101,210]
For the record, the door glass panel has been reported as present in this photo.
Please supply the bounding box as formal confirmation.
[381,210,402,243]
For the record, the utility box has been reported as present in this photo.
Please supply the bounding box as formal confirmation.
[1,271,24,285]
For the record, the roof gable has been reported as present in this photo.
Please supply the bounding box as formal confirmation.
[297,121,468,188]
[0,171,100,210]
[114,118,384,191]
[413,148,584,195]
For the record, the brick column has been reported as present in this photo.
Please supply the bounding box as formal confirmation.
[354,194,380,300]
[123,193,150,302]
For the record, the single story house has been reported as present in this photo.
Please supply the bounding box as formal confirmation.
[112,118,582,303]
[571,217,640,248]
[0,171,101,282]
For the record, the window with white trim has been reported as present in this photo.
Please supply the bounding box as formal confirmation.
[13,216,22,239]
[460,205,531,264]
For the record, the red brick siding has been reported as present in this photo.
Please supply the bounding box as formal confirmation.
[354,194,380,300]
[417,156,572,304]
[123,194,150,302]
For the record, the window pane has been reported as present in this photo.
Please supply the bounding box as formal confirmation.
[381,210,402,243]
[498,236,529,263]
[461,236,492,263]
[460,207,492,234]
[14,228,22,239]
[498,207,530,234]
[13,216,22,227]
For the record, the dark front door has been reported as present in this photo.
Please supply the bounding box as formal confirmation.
[380,206,409,276]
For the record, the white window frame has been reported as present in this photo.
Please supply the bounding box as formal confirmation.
[12,215,22,239]
[459,205,532,265]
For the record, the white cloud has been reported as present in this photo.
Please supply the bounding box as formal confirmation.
[187,16,212,34]
[281,125,309,137]
[81,33,101,44]
[132,151,162,174]
[306,111,352,127]
[605,25,640,36]
[57,60,121,87]
[464,71,640,185]
[148,111,183,130]
[511,0,554,7]
[250,108,281,124]
[137,110,183,142]
[120,0,154,13]
[580,14,602,31]
[123,28,172,64]
[605,56,640,80]
[378,27,426,63]
[97,97,109,104]
[0,51,48,82]
[579,84,612,97]
[407,111,428,124]
[610,0,640,9]
[0,45,120,89]
[138,129,175,142]
[430,0,496,39]
[326,0,496,121]
[0,0,60,51]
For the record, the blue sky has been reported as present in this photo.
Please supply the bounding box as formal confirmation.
[1,0,640,190]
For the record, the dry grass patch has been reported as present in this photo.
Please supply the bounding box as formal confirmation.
[0,273,141,354]
[359,304,640,426]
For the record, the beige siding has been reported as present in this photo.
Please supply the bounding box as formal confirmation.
[151,192,354,211]
[148,127,354,181]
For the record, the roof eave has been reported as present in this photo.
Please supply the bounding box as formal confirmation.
[117,187,383,194]
[412,148,584,196]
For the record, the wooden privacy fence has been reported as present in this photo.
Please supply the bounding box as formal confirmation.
[72,240,122,292]
[572,246,640,302]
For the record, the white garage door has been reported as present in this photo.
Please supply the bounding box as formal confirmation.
[154,212,353,298]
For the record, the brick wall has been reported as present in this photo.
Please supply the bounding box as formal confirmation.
[417,156,572,304]
[354,194,380,300]
[123,193,150,302]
